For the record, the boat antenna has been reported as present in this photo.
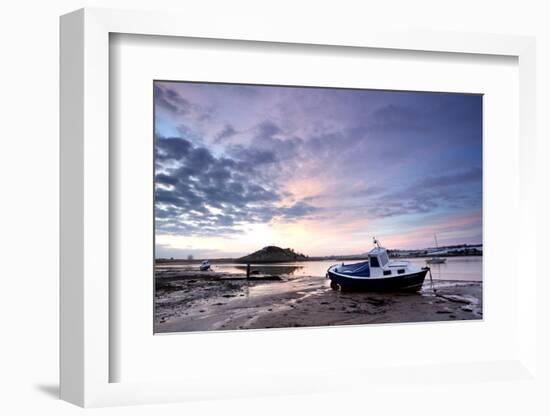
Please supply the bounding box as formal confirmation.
[373,237,380,248]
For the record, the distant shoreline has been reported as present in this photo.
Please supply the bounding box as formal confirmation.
[156,252,482,264]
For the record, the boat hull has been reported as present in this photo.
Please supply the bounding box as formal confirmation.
[426,258,447,264]
[327,268,428,292]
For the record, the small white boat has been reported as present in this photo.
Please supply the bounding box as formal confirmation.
[426,257,446,264]
[327,238,428,292]
[426,234,447,264]
[199,260,211,271]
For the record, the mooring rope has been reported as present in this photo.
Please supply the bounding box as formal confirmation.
[427,266,437,294]
[426,267,471,304]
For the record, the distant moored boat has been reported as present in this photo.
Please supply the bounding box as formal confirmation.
[426,257,446,264]
[327,238,429,292]
[199,260,211,271]
[426,234,447,264]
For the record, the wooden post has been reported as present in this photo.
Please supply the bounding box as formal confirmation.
[246,263,251,279]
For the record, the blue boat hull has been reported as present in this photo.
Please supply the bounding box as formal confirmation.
[327,268,428,292]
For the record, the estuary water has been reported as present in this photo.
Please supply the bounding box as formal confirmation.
[189,256,482,282]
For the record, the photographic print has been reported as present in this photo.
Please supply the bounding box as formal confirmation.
[154,81,482,333]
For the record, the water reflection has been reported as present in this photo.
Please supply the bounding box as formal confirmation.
[158,256,482,282]
[406,257,482,281]
[233,264,304,276]
[225,257,482,281]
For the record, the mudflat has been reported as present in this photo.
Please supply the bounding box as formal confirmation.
[154,269,482,333]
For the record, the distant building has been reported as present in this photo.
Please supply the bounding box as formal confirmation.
[187,254,193,261]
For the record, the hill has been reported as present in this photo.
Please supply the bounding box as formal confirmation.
[236,246,308,263]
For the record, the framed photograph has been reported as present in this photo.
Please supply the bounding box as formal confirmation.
[60,8,538,407]
[153,80,484,334]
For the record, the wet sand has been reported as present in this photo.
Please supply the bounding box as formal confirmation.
[154,268,482,333]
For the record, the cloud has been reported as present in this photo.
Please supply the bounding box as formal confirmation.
[418,167,481,188]
[369,104,427,132]
[226,141,278,167]
[224,120,304,181]
[154,85,192,114]
[256,120,281,139]
[279,201,318,219]
[155,137,192,161]
[154,84,213,123]
[214,124,237,142]
[155,135,318,236]
[155,244,242,259]
[364,168,482,218]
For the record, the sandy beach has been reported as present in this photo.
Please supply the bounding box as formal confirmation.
[154,267,482,333]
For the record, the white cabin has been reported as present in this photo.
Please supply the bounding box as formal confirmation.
[367,246,418,278]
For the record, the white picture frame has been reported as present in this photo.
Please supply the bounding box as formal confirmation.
[60,7,537,407]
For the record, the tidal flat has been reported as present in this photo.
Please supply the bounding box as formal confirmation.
[154,267,482,333]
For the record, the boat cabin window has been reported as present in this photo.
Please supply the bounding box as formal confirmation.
[369,256,380,268]
[379,252,389,266]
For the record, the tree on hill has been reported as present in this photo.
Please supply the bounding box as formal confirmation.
[236,246,308,263]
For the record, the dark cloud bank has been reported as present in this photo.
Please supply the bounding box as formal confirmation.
[155,135,317,236]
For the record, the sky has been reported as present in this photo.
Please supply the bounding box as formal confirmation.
[154,81,482,259]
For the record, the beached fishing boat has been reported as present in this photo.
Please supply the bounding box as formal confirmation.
[199,260,211,271]
[327,239,428,292]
